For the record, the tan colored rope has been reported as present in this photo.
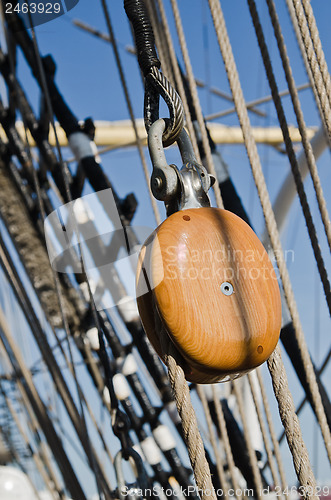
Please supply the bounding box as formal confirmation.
[169,0,224,209]
[289,0,331,140]
[247,373,283,493]
[267,346,318,499]
[155,0,201,162]
[145,0,174,85]
[249,0,331,315]
[248,0,331,458]
[211,386,242,499]
[256,369,287,491]
[232,381,263,498]
[300,0,331,109]
[197,386,230,496]
[266,0,331,253]
[101,0,161,226]
[284,0,331,149]
[207,0,330,481]
[156,314,215,500]
[165,345,216,500]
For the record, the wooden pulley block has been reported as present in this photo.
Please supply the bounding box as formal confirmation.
[136,208,282,383]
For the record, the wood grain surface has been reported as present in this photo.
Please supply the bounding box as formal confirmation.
[137,208,281,383]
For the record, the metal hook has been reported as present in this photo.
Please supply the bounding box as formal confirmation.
[114,448,149,500]
[148,119,215,215]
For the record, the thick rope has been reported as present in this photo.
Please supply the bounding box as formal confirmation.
[207,0,330,479]
[197,386,230,496]
[169,0,224,209]
[247,373,282,493]
[289,0,331,140]
[156,318,216,500]
[211,386,242,499]
[232,381,263,498]
[267,346,318,500]
[145,0,174,86]
[248,0,331,458]
[156,0,201,162]
[256,369,287,491]
[165,347,216,500]
[266,0,331,253]
[284,0,331,150]
[300,0,331,109]
[249,0,331,316]
[147,65,185,144]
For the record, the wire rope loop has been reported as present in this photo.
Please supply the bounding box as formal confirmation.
[114,448,149,500]
[144,66,184,147]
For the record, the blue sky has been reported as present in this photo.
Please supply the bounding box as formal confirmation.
[3,0,331,493]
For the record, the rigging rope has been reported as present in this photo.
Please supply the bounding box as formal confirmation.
[1,10,154,498]
[247,373,282,493]
[232,381,263,498]
[284,0,331,151]
[267,346,318,499]
[248,0,331,316]
[168,0,224,209]
[265,0,331,252]
[288,0,331,141]
[207,0,326,488]
[0,384,59,500]
[196,386,230,496]
[124,0,184,146]
[0,307,88,500]
[211,387,242,499]
[256,369,287,490]
[0,1,330,497]
[300,0,331,111]
[159,328,216,500]
[1,9,203,499]
[247,0,331,460]
[18,18,114,498]
[155,0,201,161]
[101,0,162,226]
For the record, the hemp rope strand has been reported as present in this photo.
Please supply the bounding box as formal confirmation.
[155,313,216,500]
[266,0,331,258]
[248,0,331,459]
[247,373,283,494]
[197,385,230,496]
[212,386,243,499]
[169,0,224,209]
[289,0,331,140]
[256,369,288,490]
[207,0,326,488]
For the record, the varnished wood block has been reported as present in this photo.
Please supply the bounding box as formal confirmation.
[136,208,281,383]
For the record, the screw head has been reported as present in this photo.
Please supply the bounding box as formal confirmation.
[153,176,163,191]
[220,282,234,296]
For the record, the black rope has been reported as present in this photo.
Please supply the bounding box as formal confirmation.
[124,0,161,76]
[123,0,184,145]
